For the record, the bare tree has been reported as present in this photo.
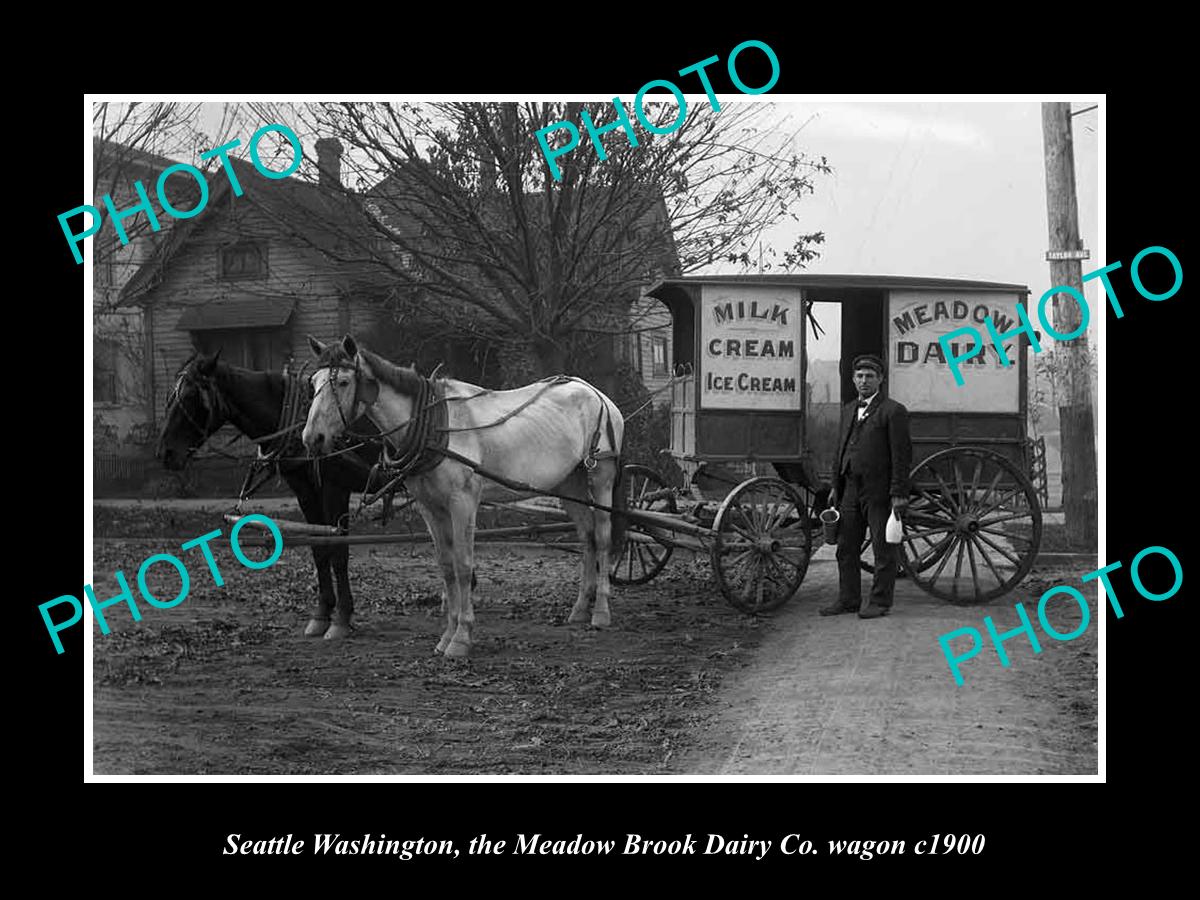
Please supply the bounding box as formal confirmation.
[92,102,240,313]
[91,103,240,439]
[241,101,830,384]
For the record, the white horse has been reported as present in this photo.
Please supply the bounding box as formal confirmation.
[301,335,626,659]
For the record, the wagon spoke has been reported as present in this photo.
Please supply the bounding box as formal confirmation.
[750,494,770,532]
[953,459,968,510]
[916,487,958,519]
[634,477,650,503]
[725,547,758,580]
[905,531,954,569]
[977,525,1035,545]
[772,550,805,577]
[973,467,1006,512]
[903,523,955,539]
[767,499,799,534]
[976,487,1026,518]
[966,537,982,599]
[739,558,764,606]
[734,504,759,537]
[969,532,1009,588]
[637,544,657,578]
[977,510,1035,528]
[929,535,960,584]
[729,522,759,544]
[932,470,960,514]
[968,456,983,502]
[973,529,1024,568]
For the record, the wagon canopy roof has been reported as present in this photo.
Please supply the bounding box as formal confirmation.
[647,274,1029,297]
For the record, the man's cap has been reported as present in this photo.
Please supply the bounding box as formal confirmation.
[852,354,885,376]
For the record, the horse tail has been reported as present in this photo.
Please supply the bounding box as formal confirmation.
[609,455,628,556]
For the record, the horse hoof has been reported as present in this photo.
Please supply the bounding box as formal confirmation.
[324,623,352,641]
[304,619,330,638]
[567,608,590,625]
[434,638,449,654]
[445,640,471,659]
[591,611,611,628]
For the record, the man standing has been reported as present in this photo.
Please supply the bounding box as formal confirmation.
[821,354,912,619]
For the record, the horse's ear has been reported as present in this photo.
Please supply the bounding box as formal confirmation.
[307,334,326,357]
[357,348,375,378]
[342,334,359,358]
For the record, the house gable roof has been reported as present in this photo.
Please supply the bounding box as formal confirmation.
[119,156,398,307]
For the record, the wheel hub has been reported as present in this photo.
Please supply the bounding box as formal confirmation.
[955,513,980,534]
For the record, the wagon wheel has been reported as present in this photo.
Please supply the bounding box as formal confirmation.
[610,464,677,585]
[900,447,1042,604]
[712,477,813,614]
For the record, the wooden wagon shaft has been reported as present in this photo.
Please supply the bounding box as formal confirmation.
[233,520,581,547]
[619,506,712,539]
[223,513,343,536]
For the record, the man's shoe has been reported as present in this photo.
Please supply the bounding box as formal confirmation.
[820,602,858,616]
[858,604,891,619]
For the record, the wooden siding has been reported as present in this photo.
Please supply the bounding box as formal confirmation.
[629,293,673,405]
[142,199,385,456]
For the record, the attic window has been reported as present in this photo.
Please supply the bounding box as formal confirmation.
[219,241,267,280]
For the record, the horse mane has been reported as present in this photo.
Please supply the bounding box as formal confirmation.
[357,347,429,397]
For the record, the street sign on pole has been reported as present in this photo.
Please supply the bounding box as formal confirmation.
[1045,249,1090,261]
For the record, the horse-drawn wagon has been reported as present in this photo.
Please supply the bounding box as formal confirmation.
[608,274,1044,611]
[162,273,1044,652]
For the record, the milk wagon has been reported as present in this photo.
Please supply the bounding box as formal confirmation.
[608,274,1043,611]
[227,274,1044,616]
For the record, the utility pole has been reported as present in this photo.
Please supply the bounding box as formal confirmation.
[1041,102,1097,548]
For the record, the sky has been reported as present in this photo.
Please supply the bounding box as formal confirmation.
[192,98,1100,364]
[746,100,1100,360]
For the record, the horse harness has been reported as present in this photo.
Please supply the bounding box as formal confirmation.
[235,366,316,505]
[312,360,620,516]
[165,367,229,449]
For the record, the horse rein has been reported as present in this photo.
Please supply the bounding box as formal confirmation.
[312,360,619,492]
[164,368,228,456]
[310,358,391,441]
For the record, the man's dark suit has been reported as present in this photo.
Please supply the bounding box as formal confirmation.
[833,393,913,610]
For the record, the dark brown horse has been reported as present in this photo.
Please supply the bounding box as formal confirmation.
[156,351,382,639]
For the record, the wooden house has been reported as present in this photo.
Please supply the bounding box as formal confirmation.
[119,139,400,457]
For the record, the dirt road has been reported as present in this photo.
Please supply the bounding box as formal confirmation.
[674,555,1098,775]
[91,506,1096,775]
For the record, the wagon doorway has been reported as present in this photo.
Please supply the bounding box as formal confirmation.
[800,288,887,482]
[802,300,842,481]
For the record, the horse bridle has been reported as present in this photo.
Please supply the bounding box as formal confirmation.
[310,356,380,437]
[165,367,228,454]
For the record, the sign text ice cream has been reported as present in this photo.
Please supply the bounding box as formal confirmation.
[701,285,801,411]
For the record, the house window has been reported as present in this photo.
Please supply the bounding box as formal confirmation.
[651,335,668,376]
[193,328,290,371]
[219,241,267,280]
[95,233,116,288]
[95,338,119,403]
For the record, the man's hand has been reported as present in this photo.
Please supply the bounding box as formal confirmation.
[890,495,909,515]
